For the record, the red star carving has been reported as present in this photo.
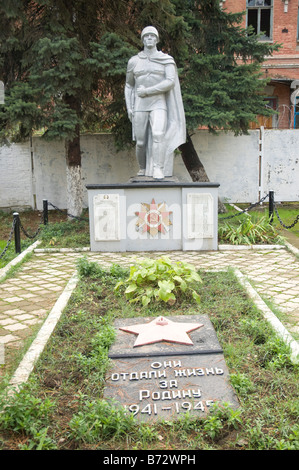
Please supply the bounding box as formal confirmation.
[135,199,172,236]
[119,316,204,347]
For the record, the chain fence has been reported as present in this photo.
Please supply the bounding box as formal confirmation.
[218,193,270,220]
[1,195,298,260]
[274,204,299,230]
[218,192,299,230]
[47,202,89,222]
[19,211,44,239]
[0,200,89,261]
[0,218,16,260]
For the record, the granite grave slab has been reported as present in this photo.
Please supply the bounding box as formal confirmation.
[104,315,239,422]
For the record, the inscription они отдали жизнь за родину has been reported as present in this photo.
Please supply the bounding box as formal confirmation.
[110,358,227,418]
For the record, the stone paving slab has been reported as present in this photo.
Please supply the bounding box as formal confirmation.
[0,247,298,381]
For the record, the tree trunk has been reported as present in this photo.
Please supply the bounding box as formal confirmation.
[179,132,210,182]
[179,131,226,213]
[64,96,83,218]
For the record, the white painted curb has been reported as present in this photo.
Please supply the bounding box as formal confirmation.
[34,244,291,253]
[284,241,299,257]
[7,272,78,395]
[219,244,285,251]
[34,247,90,253]
[233,268,299,364]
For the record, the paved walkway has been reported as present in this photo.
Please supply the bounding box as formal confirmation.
[0,246,298,381]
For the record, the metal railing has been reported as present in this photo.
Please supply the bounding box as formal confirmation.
[219,193,270,220]
[0,199,89,260]
[219,191,298,230]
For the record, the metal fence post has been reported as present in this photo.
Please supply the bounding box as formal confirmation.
[13,212,21,254]
[43,199,48,225]
[269,191,274,225]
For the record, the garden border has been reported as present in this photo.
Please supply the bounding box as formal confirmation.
[4,261,299,397]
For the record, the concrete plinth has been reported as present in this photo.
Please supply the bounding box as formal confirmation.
[86,181,219,252]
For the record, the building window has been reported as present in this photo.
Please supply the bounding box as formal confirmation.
[250,97,278,129]
[247,0,273,40]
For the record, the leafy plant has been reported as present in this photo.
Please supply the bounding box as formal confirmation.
[202,402,242,440]
[203,414,223,439]
[18,427,57,450]
[261,337,294,370]
[0,386,56,433]
[77,257,128,281]
[230,372,255,396]
[239,318,271,345]
[72,323,115,377]
[218,215,284,245]
[69,399,136,442]
[77,256,107,278]
[114,256,202,306]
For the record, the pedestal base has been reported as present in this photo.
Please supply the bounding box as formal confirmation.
[86,181,219,252]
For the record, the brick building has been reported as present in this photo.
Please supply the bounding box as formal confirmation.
[220,0,299,128]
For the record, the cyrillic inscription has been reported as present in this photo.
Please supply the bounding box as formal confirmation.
[104,356,238,421]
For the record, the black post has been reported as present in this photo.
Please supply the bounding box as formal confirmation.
[269,191,274,225]
[43,199,48,225]
[13,212,21,254]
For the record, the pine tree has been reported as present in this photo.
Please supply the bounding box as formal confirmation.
[0,1,134,216]
[171,0,279,182]
[0,0,186,216]
[101,0,279,188]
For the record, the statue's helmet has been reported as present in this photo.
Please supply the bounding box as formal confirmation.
[141,26,159,42]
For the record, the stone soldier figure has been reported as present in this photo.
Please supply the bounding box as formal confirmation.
[125,26,186,179]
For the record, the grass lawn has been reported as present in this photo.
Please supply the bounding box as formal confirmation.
[0,258,298,450]
[0,239,35,270]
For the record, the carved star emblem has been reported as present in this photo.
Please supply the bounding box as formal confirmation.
[135,199,172,237]
[119,316,204,347]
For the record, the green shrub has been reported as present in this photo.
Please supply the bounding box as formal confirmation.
[77,256,107,278]
[71,320,115,377]
[114,256,202,306]
[77,257,128,281]
[218,215,284,245]
[18,427,57,450]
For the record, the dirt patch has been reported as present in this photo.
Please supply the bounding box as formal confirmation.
[0,210,68,240]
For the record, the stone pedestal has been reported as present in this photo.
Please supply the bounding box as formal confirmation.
[86,181,219,252]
